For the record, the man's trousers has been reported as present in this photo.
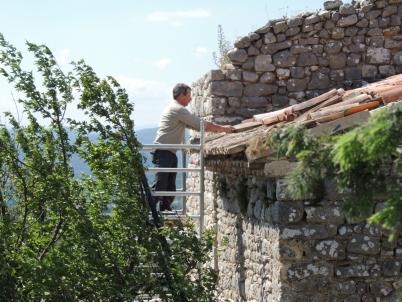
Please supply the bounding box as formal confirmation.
[151,150,178,211]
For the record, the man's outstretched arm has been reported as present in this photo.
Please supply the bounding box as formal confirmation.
[205,122,234,133]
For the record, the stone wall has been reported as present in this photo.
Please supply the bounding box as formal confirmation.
[188,0,402,300]
[186,158,402,301]
[191,0,402,123]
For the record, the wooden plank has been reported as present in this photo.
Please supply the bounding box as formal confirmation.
[233,121,262,132]
[264,160,298,177]
[309,94,343,113]
[293,89,338,112]
[309,102,363,120]
[308,110,370,137]
[378,86,402,104]
[344,101,381,115]
[314,111,345,123]
[320,94,371,111]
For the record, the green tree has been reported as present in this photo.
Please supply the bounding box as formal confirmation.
[212,25,232,70]
[0,34,216,301]
[267,105,402,241]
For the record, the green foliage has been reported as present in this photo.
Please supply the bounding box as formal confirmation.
[212,25,232,70]
[267,105,402,241]
[0,34,216,301]
[267,125,333,200]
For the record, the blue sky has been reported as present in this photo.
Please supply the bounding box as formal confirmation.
[0,0,328,129]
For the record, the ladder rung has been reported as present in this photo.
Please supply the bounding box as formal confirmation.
[148,167,201,173]
[142,144,201,151]
[162,214,200,220]
[152,191,201,197]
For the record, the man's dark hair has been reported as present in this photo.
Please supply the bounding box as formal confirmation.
[173,83,191,100]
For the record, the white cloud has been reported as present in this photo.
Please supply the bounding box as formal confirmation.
[194,47,208,57]
[146,9,211,26]
[116,76,172,128]
[55,48,71,65]
[152,58,172,70]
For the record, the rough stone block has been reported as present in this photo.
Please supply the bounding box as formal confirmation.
[379,65,396,76]
[347,234,381,255]
[383,259,401,277]
[287,78,309,92]
[332,27,345,39]
[324,40,343,53]
[335,280,356,294]
[247,45,260,56]
[329,53,347,69]
[276,68,290,80]
[279,240,304,260]
[241,96,268,108]
[290,67,305,78]
[357,18,369,28]
[315,240,346,259]
[285,27,301,37]
[234,36,251,48]
[339,3,355,15]
[362,223,382,237]
[227,48,248,63]
[273,21,288,34]
[261,41,292,55]
[225,69,242,81]
[366,47,391,64]
[384,38,402,49]
[338,14,358,27]
[345,67,362,80]
[297,53,318,66]
[336,264,370,278]
[272,50,296,67]
[206,69,225,82]
[308,72,330,89]
[370,281,394,297]
[208,81,243,97]
[362,64,378,79]
[241,57,255,70]
[305,14,321,25]
[383,5,398,18]
[284,262,333,281]
[281,224,337,240]
[244,84,277,96]
[259,72,276,83]
[347,42,366,53]
[305,206,344,224]
[264,32,277,44]
[324,0,343,10]
[345,26,359,36]
[290,45,311,55]
[287,16,303,27]
[393,51,402,64]
[272,95,289,107]
[272,201,304,224]
[299,37,320,45]
[243,71,259,82]
[255,55,274,71]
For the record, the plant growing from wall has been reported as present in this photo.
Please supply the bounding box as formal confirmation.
[212,25,232,70]
[267,105,402,241]
[0,34,216,301]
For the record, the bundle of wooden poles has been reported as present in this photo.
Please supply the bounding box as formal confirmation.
[233,73,402,132]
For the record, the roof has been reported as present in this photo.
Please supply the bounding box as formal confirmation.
[204,74,402,174]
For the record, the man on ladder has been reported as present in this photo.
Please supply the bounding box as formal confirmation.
[152,83,234,211]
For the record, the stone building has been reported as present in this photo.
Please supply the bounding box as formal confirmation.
[186,0,402,301]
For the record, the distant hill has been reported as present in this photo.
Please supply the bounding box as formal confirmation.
[70,127,186,192]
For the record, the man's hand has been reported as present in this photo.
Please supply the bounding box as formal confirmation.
[205,122,235,133]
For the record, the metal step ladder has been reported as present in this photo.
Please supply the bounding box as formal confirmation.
[141,121,205,234]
